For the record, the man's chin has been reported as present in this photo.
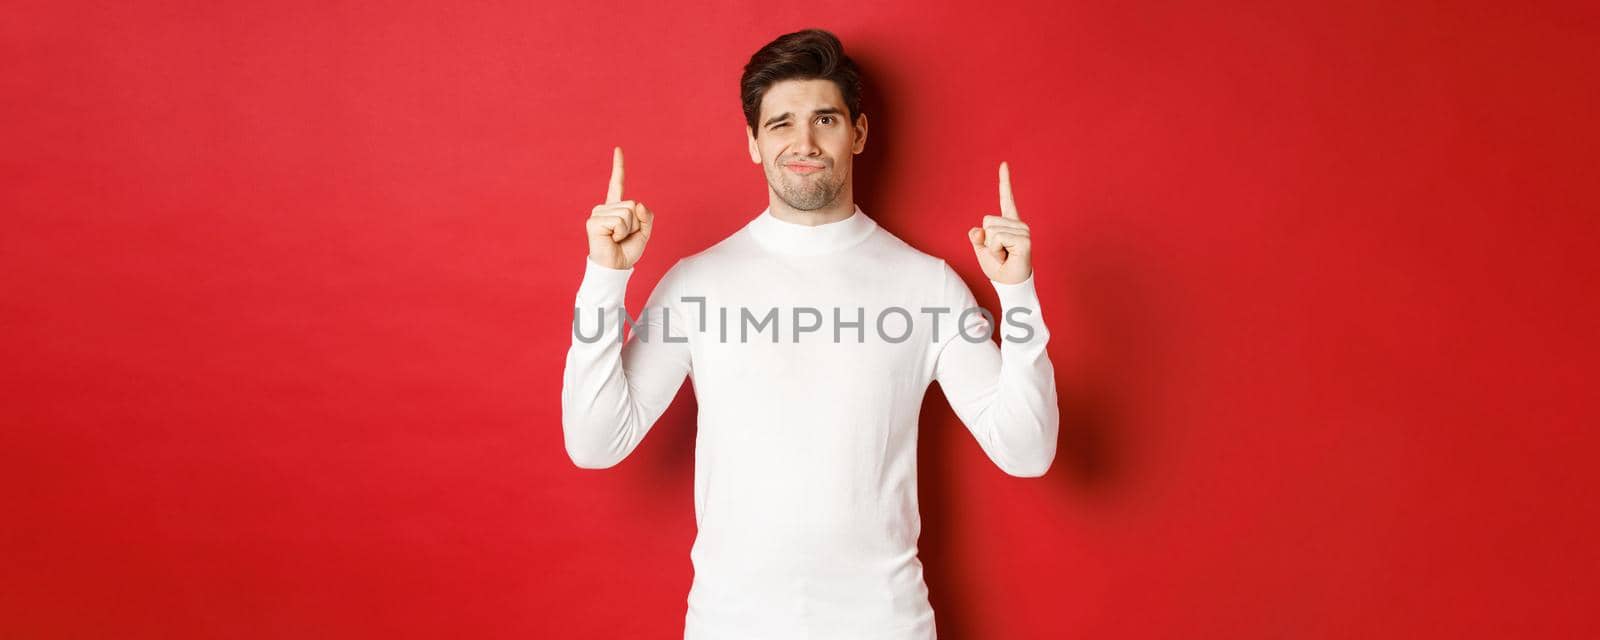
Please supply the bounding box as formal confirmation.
[783,191,839,211]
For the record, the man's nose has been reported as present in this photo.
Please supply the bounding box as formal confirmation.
[795,125,821,155]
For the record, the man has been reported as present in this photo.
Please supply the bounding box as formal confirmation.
[561,28,1059,640]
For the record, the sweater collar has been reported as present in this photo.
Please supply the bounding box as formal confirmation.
[747,204,878,256]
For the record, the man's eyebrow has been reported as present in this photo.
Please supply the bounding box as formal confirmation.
[762,107,845,127]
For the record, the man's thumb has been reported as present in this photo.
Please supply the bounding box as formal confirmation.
[635,204,655,240]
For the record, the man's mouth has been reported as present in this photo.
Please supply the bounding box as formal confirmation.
[783,162,825,175]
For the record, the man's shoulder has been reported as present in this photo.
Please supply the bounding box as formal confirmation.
[862,220,955,274]
[656,221,757,280]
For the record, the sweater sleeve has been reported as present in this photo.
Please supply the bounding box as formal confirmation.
[560,256,694,469]
[930,261,1060,477]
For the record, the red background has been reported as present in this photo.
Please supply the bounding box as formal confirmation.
[5,1,1597,638]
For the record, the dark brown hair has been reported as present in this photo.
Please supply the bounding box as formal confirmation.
[740,29,863,136]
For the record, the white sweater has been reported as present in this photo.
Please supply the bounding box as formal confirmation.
[561,205,1059,639]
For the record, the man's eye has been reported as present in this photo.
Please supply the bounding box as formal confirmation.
[818,116,834,125]
[772,123,788,129]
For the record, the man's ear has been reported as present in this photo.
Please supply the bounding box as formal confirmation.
[746,125,761,164]
[852,112,869,155]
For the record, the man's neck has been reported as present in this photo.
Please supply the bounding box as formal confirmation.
[767,184,857,227]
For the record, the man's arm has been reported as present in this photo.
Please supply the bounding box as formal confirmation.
[559,146,689,469]
[560,257,692,469]
[932,262,1060,477]
[936,160,1059,476]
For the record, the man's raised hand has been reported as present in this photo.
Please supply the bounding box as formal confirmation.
[586,146,655,270]
[967,161,1033,284]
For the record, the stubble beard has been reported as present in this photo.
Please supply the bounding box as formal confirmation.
[769,160,846,212]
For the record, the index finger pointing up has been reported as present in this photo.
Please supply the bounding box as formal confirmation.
[998,161,1020,220]
[606,146,624,204]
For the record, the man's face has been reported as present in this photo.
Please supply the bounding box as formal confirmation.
[747,78,868,212]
